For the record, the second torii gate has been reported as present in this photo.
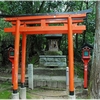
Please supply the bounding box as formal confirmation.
[4,11,87,98]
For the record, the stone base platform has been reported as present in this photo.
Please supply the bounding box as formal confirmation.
[29,67,67,89]
[0,67,83,89]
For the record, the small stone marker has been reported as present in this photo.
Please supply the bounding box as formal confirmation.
[28,64,33,89]
[66,67,69,86]
[66,67,69,93]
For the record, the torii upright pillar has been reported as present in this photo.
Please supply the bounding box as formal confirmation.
[68,16,74,97]
[20,33,27,99]
[12,19,20,99]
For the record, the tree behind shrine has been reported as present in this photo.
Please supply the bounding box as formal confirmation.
[89,1,100,98]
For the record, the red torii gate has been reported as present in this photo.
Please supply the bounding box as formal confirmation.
[4,12,86,97]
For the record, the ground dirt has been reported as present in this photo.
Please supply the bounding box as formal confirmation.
[0,80,88,99]
[26,87,88,99]
[0,67,88,99]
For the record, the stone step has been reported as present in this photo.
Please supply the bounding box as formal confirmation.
[18,67,66,76]
[0,74,83,89]
[5,67,66,75]
[27,80,66,89]
[16,67,83,89]
[33,75,66,81]
[18,68,66,76]
[33,68,66,76]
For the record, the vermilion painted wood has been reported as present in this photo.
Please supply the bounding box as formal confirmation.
[84,64,88,88]
[21,33,26,84]
[13,20,20,90]
[4,25,86,34]
[68,17,74,92]
[82,48,90,89]
[11,19,84,25]
[4,13,86,21]
[8,58,14,85]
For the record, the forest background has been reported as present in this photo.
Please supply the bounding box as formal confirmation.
[0,1,95,67]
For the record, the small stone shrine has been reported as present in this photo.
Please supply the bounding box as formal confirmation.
[39,34,67,68]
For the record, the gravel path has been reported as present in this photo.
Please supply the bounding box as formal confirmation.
[27,87,88,99]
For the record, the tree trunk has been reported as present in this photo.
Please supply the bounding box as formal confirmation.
[83,1,88,43]
[89,1,100,99]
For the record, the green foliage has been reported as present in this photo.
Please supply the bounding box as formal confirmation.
[0,18,13,41]
[74,62,84,78]
[0,1,96,66]
[27,35,46,55]
[0,1,9,13]
[60,35,68,55]
[5,1,34,14]
[26,93,32,99]
[30,54,39,65]
[0,82,11,99]
[0,82,11,88]
[0,91,11,99]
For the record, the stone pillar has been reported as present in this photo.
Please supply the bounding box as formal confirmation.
[66,67,69,94]
[28,64,33,89]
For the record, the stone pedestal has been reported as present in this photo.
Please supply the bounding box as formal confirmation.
[66,67,69,93]
[39,55,66,67]
[12,92,19,99]
[19,87,26,99]
[68,95,76,99]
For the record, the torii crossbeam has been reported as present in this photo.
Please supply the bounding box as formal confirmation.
[5,14,86,34]
[3,10,88,98]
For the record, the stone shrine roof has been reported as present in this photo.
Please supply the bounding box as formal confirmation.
[45,34,62,39]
